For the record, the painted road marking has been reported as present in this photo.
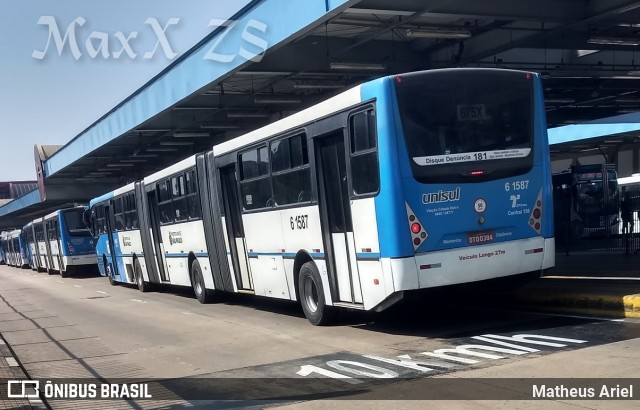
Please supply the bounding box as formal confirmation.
[131,299,148,304]
[96,291,109,295]
[182,312,192,315]
[5,357,19,367]
[57,281,64,284]
[74,285,82,288]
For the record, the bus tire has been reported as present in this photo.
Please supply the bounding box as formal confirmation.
[190,259,211,304]
[134,259,149,292]
[60,268,69,278]
[104,256,116,286]
[298,261,334,326]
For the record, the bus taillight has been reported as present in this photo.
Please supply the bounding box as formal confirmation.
[405,202,428,250]
[529,190,543,234]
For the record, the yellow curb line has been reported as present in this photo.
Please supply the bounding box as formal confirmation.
[515,293,640,318]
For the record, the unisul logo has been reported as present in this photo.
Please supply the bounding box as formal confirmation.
[422,187,461,205]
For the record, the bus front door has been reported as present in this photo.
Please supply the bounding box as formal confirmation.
[105,204,120,280]
[54,218,65,273]
[146,190,170,282]
[315,131,363,305]
[220,165,253,291]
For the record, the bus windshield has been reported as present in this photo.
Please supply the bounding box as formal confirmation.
[396,70,534,182]
[63,209,91,236]
[575,170,619,214]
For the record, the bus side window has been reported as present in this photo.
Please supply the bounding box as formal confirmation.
[271,133,311,206]
[185,170,201,220]
[172,175,188,222]
[240,146,272,210]
[349,110,379,196]
[130,194,139,229]
[158,180,174,225]
[114,197,125,231]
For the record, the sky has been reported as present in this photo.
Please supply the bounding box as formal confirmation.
[0,0,250,181]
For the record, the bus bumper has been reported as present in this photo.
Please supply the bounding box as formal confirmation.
[64,254,98,267]
[389,237,555,291]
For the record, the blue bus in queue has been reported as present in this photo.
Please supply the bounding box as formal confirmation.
[1,229,29,268]
[23,206,97,277]
[88,68,554,325]
[0,232,6,264]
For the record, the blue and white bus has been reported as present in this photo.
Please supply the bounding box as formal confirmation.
[23,207,97,277]
[89,68,554,325]
[2,229,29,268]
[0,232,6,265]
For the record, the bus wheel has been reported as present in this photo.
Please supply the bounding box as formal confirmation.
[60,268,69,278]
[298,261,334,326]
[190,259,210,304]
[134,259,149,292]
[104,257,116,286]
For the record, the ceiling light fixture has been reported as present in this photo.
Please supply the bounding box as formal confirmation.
[134,128,172,133]
[575,49,599,58]
[159,141,195,146]
[330,62,386,71]
[546,98,576,104]
[227,112,270,118]
[129,154,157,158]
[146,147,179,152]
[173,132,211,138]
[293,83,345,89]
[200,124,241,130]
[587,36,640,46]
[405,28,471,39]
[254,96,302,104]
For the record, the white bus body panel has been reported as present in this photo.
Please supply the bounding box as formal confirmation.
[117,229,144,283]
[158,220,210,288]
[386,236,551,291]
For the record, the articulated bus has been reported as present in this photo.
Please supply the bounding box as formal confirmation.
[23,207,97,277]
[88,68,554,325]
[1,229,29,268]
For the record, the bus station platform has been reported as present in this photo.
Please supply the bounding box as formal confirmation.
[501,253,640,319]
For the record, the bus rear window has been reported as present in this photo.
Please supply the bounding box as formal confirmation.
[395,70,534,183]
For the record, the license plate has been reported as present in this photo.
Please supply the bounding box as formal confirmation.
[467,231,495,245]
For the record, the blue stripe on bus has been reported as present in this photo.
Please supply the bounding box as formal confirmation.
[109,252,208,258]
[165,253,208,258]
[246,251,379,261]
[356,253,381,261]
[248,252,326,260]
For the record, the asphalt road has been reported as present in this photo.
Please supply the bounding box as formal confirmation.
[1,264,639,409]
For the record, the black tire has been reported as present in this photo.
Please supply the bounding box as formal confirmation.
[60,268,69,278]
[134,259,150,292]
[190,259,211,304]
[298,261,334,326]
[104,256,116,286]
